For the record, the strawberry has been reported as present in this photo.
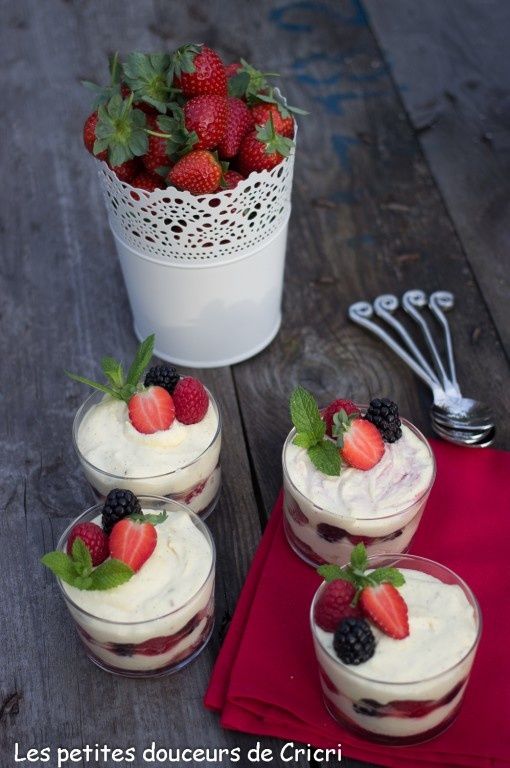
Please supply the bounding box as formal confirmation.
[251,102,294,138]
[237,118,293,176]
[222,170,245,189]
[338,418,384,470]
[143,114,174,174]
[322,399,360,437]
[92,94,148,169]
[168,150,222,195]
[130,171,165,193]
[225,62,242,78]
[171,44,227,97]
[110,158,140,183]
[217,97,254,159]
[173,377,209,424]
[317,543,409,640]
[66,522,109,566]
[128,386,176,434]
[314,580,361,632]
[83,112,108,161]
[122,52,174,113]
[183,95,228,151]
[360,583,410,639]
[109,518,157,572]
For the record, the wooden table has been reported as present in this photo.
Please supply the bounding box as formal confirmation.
[1,1,509,766]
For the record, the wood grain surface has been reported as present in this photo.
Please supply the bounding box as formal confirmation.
[1,1,508,767]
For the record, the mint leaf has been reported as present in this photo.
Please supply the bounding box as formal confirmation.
[65,371,122,400]
[89,559,134,590]
[317,564,354,584]
[71,537,93,575]
[292,432,316,449]
[290,387,325,442]
[129,511,168,526]
[126,334,155,388]
[350,543,368,574]
[307,441,341,476]
[41,552,79,586]
[101,356,124,389]
[369,568,405,588]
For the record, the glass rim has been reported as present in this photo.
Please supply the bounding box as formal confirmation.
[282,408,436,523]
[56,495,216,626]
[310,553,482,686]
[72,384,222,481]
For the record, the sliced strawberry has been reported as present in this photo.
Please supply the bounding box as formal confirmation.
[322,398,360,437]
[360,583,409,639]
[128,386,175,434]
[340,418,384,470]
[109,518,157,572]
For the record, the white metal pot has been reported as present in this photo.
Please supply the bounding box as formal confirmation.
[97,131,296,367]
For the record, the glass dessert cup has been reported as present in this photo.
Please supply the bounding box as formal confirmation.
[310,554,482,745]
[56,496,216,678]
[282,415,436,567]
[72,389,222,519]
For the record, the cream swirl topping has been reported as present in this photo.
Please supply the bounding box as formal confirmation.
[285,424,434,518]
[62,510,213,621]
[77,395,218,477]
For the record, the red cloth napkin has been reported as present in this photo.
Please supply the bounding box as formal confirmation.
[205,441,510,768]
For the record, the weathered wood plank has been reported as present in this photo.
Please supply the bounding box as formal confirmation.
[230,0,510,522]
[0,0,309,765]
[364,0,510,357]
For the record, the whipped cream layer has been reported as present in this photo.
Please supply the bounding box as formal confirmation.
[316,570,477,683]
[63,509,213,623]
[78,396,219,478]
[285,423,433,519]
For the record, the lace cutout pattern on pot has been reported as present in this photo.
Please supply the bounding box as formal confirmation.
[98,148,295,264]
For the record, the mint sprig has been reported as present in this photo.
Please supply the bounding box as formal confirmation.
[42,537,134,591]
[128,511,167,526]
[317,543,405,604]
[65,334,155,403]
[289,386,341,476]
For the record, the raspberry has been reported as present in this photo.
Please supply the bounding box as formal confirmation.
[322,399,360,437]
[102,489,142,534]
[173,377,209,424]
[314,579,361,632]
[66,522,109,566]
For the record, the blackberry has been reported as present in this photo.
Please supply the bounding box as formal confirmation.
[365,398,402,443]
[333,617,376,665]
[102,489,142,534]
[144,365,180,395]
[317,523,346,543]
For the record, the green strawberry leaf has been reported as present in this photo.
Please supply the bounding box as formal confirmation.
[129,511,168,526]
[88,559,134,590]
[307,441,341,476]
[126,334,155,388]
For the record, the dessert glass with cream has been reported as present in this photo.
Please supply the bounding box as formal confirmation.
[56,496,215,677]
[311,554,481,744]
[73,388,221,518]
[283,405,435,566]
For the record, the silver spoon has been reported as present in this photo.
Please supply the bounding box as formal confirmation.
[349,296,495,447]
